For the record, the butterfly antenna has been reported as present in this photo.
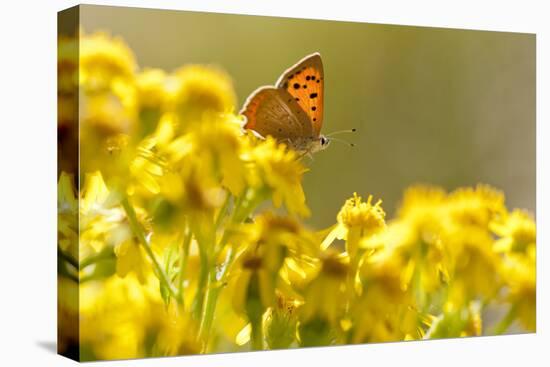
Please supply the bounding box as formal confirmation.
[326,128,357,137]
[329,137,355,147]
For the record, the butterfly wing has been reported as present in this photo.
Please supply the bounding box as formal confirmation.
[276,52,324,136]
[241,86,314,141]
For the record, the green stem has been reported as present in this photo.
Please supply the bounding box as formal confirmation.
[198,273,221,352]
[219,188,266,259]
[198,247,234,351]
[80,247,115,268]
[197,188,262,348]
[121,197,178,299]
[192,243,209,320]
[214,194,232,231]
[494,304,518,335]
[251,317,264,350]
[177,224,192,305]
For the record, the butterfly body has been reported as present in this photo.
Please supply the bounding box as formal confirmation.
[240,53,330,154]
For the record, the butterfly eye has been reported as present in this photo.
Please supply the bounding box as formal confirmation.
[320,136,329,146]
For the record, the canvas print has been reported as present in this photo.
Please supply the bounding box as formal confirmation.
[57,5,536,361]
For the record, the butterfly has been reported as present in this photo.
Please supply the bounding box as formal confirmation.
[240,52,331,154]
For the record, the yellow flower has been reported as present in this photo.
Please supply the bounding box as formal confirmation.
[114,239,149,284]
[79,32,138,181]
[338,193,386,232]
[368,221,447,299]
[229,213,306,316]
[79,171,153,283]
[352,245,420,343]
[443,185,506,305]
[184,114,247,197]
[81,82,137,138]
[249,137,310,217]
[180,163,227,213]
[230,252,276,316]
[396,185,449,246]
[58,172,78,258]
[447,184,506,227]
[490,209,536,331]
[136,68,170,110]
[265,292,300,349]
[298,251,350,346]
[171,65,236,130]
[79,171,123,257]
[129,113,245,205]
[301,253,349,323]
[323,193,385,265]
[391,186,450,288]
[128,133,169,196]
[253,212,316,255]
[491,209,536,254]
[80,31,137,91]
[153,303,201,356]
[335,193,386,239]
[135,68,180,137]
[79,275,161,360]
[499,249,536,331]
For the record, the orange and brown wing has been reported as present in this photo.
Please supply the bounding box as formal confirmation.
[276,52,324,136]
[240,86,314,140]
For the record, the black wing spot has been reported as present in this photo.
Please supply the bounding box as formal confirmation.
[302,84,307,89]
[313,118,317,122]
[311,106,317,111]
[293,83,300,89]
[316,79,320,83]
[306,76,311,81]
[295,71,301,75]
[310,75,315,80]
[309,93,318,99]
[295,98,299,101]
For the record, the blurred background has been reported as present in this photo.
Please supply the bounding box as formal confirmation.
[82,5,535,229]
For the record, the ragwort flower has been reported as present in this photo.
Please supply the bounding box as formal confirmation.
[499,249,536,331]
[171,65,236,132]
[79,171,151,283]
[248,136,310,217]
[491,209,536,254]
[298,251,350,346]
[323,193,386,265]
[352,248,420,343]
[58,172,78,259]
[80,31,137,91]
[447,184,506,228]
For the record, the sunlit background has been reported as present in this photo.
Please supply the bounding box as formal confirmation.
[82,5,535,228]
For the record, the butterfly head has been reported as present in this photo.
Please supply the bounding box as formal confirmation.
[307,135,331,154]
[319,135,331,149]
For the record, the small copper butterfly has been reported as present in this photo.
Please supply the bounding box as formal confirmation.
[240,53,332,154]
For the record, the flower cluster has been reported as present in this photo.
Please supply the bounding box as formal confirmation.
[57,32,536,361]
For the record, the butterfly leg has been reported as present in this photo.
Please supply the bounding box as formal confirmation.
[296,150,314,162]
